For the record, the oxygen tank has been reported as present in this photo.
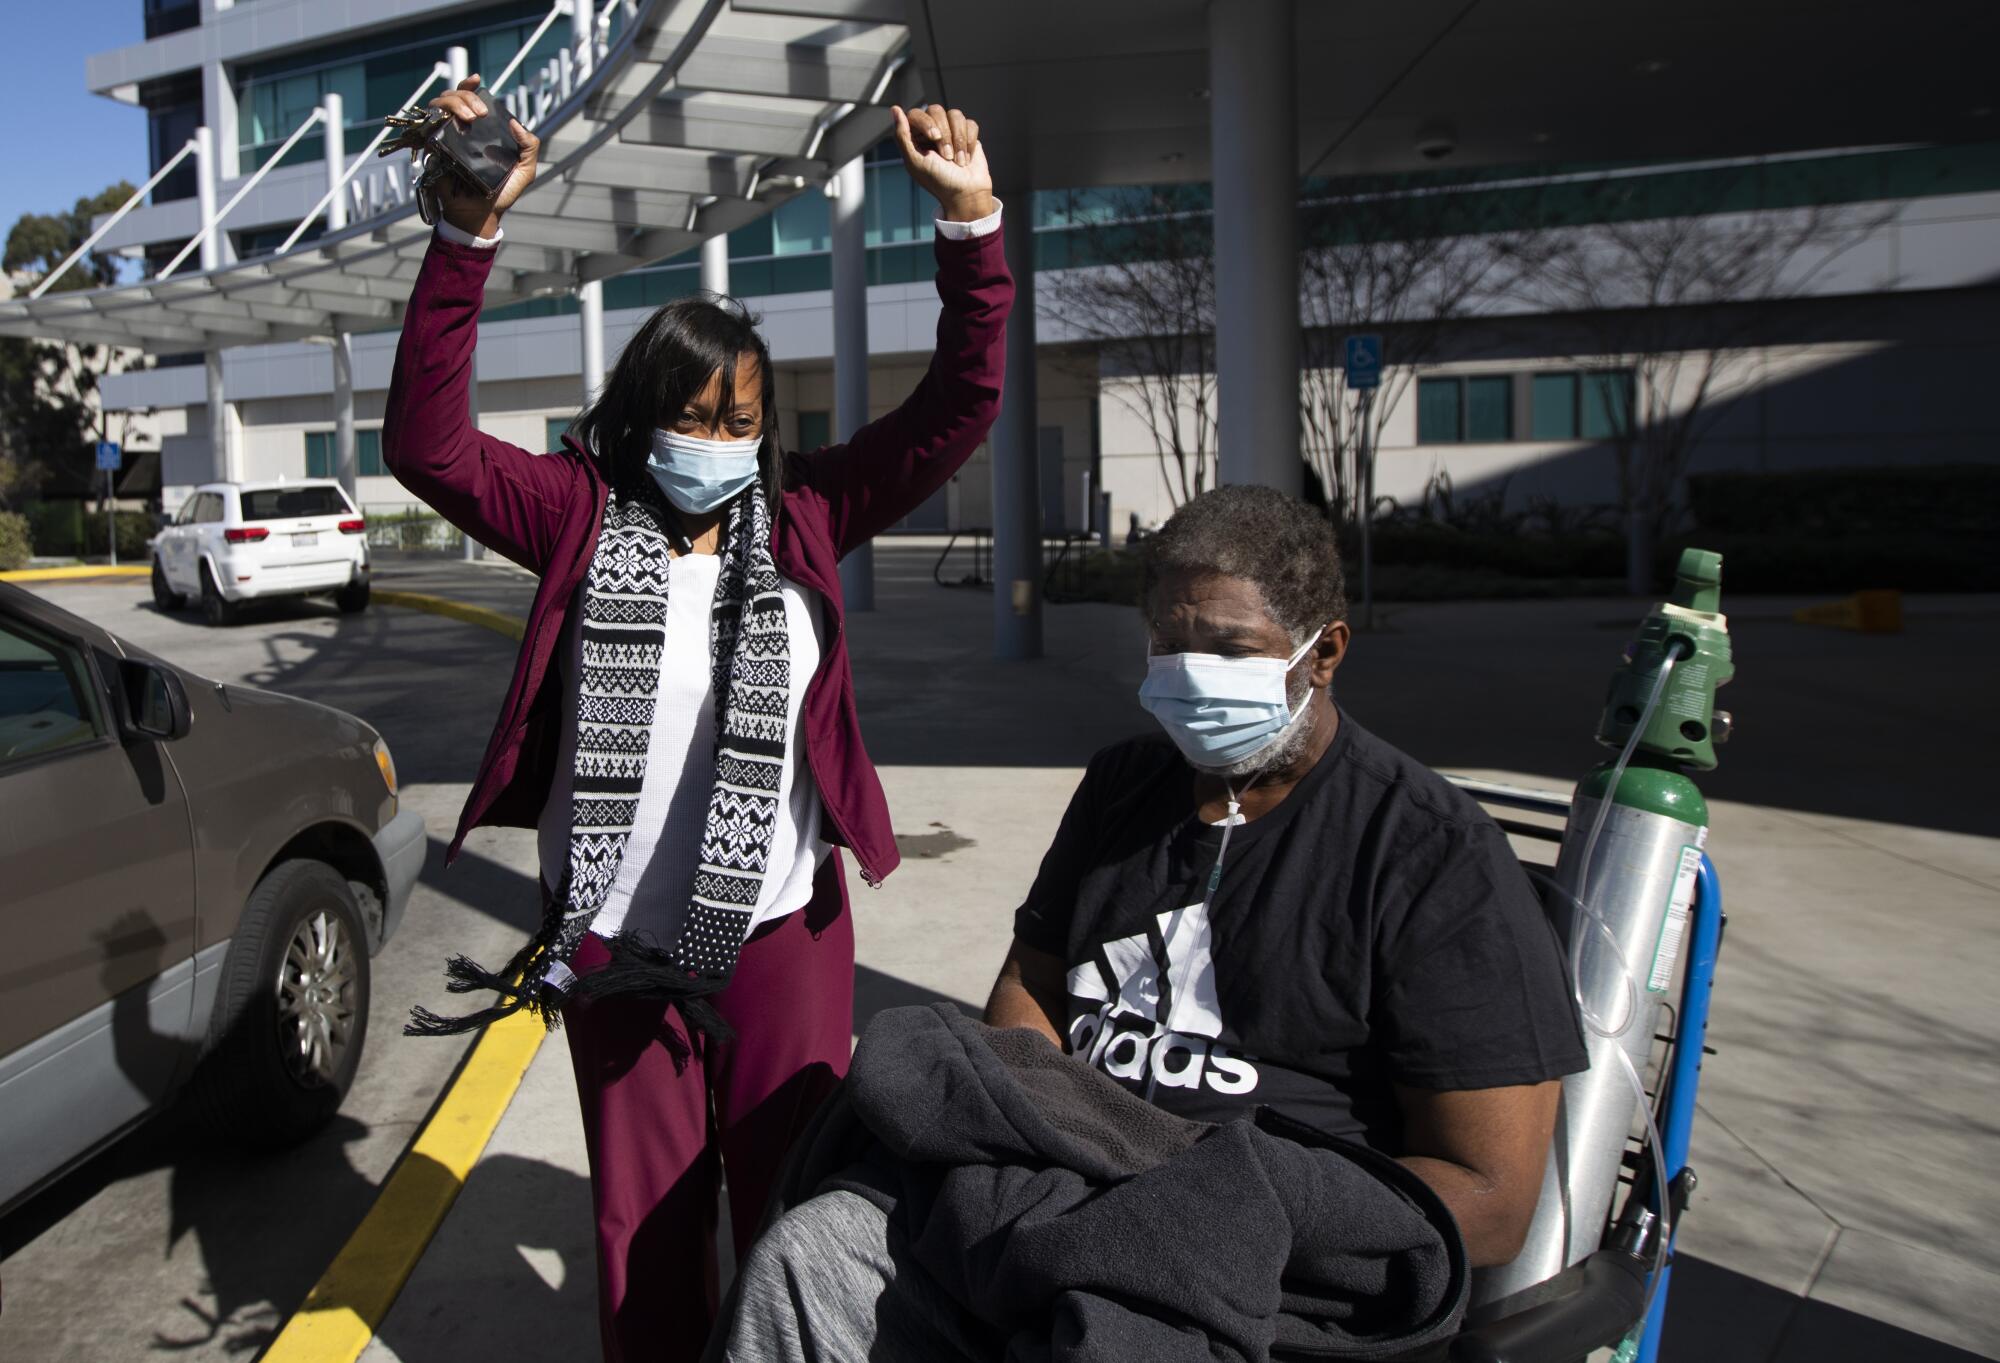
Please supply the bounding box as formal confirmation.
[1477,548,1734,1301]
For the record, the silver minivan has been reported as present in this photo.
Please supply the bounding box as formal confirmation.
[0,582,424,1214]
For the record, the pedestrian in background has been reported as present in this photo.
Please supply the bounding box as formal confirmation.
[382,77,1012,1363]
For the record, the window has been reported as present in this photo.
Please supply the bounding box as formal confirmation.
[795,410,831,452]
[0,617,104,765]
[194,493,224,523]
[305,430,384,479]
[144,0,199,39]
[144,74,202,204]
[1466,376,1512,442]
[1531,374,1579,439]
[242,487,354,520]
[1417,375,1510,443]
[1581,372,1632,440]
[1417,378,1462,444]
[1525,370,1634,441]
[546,418,574,451]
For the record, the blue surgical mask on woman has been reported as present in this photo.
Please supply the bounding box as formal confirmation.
[646,429,761,513]
[1137,628,1325,768]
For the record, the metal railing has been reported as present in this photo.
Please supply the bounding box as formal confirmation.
[55,0,642,290]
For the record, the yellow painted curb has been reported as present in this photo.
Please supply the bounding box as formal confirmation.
[0,564,152,582]
[373,588,527,641]
[261,584,538,1363]
[262,1011,546,1362]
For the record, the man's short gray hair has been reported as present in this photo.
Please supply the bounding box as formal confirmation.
[1141,485,1348,642]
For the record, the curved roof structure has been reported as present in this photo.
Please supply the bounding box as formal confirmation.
[1,0,915,350]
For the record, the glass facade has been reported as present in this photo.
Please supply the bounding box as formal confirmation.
[145,74,203,204]
[144,0,199,39]
[237,1,567,172]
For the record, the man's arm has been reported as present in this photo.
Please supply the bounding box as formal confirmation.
[1394,1080,1561,1267]
[984,936,1068,1049]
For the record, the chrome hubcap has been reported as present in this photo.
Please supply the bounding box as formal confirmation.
[276,910,356,1085]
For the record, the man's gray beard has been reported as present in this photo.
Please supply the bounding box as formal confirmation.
[1194,675,1321,782]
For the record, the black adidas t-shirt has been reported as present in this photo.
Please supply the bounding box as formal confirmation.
[1014,714,1588,1150]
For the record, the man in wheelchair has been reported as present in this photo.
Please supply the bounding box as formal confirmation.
[709,487,1589,1362]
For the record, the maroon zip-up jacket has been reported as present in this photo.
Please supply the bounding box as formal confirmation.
[382,228,1013,895]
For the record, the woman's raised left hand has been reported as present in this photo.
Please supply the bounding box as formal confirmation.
[893,104,997,224]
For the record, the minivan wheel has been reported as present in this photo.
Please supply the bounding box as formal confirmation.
[188,860,371,1150]
[334,580,370,614]
[199,563,239,627]
[151,560,185,612]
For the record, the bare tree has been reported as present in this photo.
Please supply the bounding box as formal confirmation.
[1298,181,1532,525]
[1045,185,1218,509]
[1506,180,1893,590]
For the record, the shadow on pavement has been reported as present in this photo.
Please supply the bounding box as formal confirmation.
[0,1107,388,1357]
[337,1152,596,1363]
[1663,1254,1990,1362]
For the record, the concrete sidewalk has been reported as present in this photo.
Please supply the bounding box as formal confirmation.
[358,548,2000,1362]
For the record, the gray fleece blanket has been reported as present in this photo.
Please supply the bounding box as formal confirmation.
[765,1004,1468,1362]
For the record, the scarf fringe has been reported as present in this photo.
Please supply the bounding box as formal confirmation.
[577,932,739,1053]
[403,940,566,1037]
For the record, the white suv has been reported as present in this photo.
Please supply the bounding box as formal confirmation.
[152,480,372,626]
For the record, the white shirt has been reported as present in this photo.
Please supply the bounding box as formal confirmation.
[538,556,828,943]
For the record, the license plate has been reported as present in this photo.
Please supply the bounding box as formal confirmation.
[293,532,318,547]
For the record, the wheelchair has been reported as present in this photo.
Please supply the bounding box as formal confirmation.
[1433,775,1726,1363]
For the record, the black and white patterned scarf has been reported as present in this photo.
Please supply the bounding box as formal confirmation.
[408,486,789,1057]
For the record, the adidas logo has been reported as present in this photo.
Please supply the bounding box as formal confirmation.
[1066,900,1261,1099]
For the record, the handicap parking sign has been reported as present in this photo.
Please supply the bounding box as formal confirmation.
[95,440,121,471]
[1344,335,1382,390]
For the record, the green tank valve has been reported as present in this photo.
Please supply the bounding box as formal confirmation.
[1671,548,1723,614]
[1595,548,1735,771]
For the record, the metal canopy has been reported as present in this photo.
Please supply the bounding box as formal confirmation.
[0,0,915,349]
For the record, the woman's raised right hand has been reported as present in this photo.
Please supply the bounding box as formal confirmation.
[427,76,541,240]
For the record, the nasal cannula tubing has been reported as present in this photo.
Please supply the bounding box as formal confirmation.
[1535,635,1691,1333]
[1144,773,1259,1105]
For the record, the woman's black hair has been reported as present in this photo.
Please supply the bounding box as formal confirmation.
[568,291,784,513]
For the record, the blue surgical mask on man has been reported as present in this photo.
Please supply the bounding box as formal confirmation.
[1137,628,1325,768]
[646,428,761,513]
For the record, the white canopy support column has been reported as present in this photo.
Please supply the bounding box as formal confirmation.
[701,231,730,296]
[579,279,606,409]
[205,353,241,484]
[322,92,349,234]
[990,182,1042,660]
[830,154,873,611]
[193,125,221,273]
[332,332,357,498]
[1209,0,1300,492]
[324,89,362,510]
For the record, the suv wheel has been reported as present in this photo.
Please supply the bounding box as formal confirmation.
[199,562,239,628]
[188,860,371,1149]
[334,580,370,614]
[151,560,185,612]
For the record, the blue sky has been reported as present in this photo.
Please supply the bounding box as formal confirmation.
[7,0,150,235]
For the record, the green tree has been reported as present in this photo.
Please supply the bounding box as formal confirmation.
[0,181,142,508]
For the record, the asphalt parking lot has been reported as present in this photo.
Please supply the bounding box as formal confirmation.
[0,574,542,1361]
[4,555,1996,1362]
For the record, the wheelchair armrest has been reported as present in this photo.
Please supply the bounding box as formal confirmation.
[1446,1251,1648,1363]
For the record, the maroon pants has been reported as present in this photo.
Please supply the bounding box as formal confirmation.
[561,861,854,1363]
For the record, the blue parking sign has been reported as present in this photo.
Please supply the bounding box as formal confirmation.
[1344,335,1383,390]
[95,441,121,471]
